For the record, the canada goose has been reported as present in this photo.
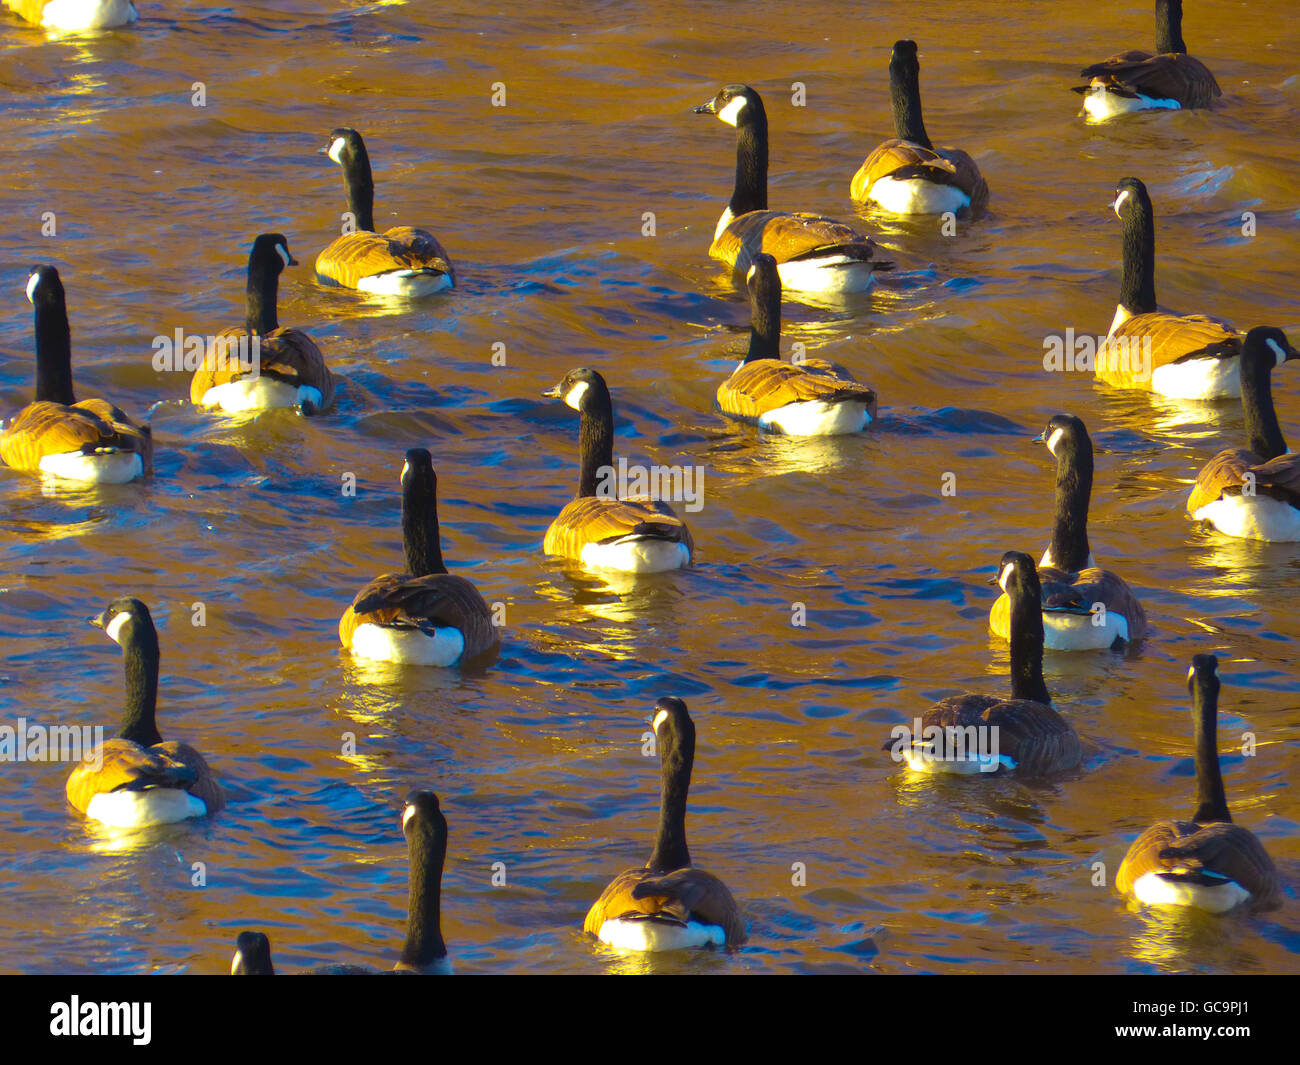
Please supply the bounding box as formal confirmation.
[1100,177,1242,398]
[315,128,454,297]
[716,254,877,436]
[1188,327,1300,541]
[585,697,746,951]
[892,552,1082,776]
[1116,656,1279,913]
[850,40,988,216]
[1075,0,1221,120]
[191,234,335,415]
[542,368,694,573]
[1,0,136,31]
[0,266,152,484]
[65,598,224,828]
[990,415,1147,651]
[694,84,894,294]
[231,791,453,973]
[339,449,498,666]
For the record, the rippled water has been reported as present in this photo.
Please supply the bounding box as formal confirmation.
[0,1,1297,975]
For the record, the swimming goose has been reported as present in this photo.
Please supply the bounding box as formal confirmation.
[1,0,137,31]
[66,598,224,828]
[892,552,1082,776]
[1099,177,1241,398]
[1188,327,1300,541]
[585,697,746,951]
[1075,0,1221,120]
[339,449,498,666]
[231,791,453,973]
[850,40,988,216]
[191,234,335,415]
[315,128,454,297]
[1116,655,1279,913]
[716,253,877,435]
[0,266,152,484]
[694,84,894,294]
[542,368,694,573]
[990,415,1147,650]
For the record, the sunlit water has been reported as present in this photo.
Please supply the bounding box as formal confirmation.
[0,1,1297,974]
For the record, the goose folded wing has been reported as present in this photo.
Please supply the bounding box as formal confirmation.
[1148,822,1278,907]
[65,739,198,813]
[851,139,958,200]
[630,867,747,945]
[1040,565,1147,639]
[1078,52,1221,107]
[1113,312,1240,372]
[719,360,877,419]
[346,573,496,655]
[1,400,151,473]
[153,740,225,814]
[714,211,893,272]
[319,228,452,287]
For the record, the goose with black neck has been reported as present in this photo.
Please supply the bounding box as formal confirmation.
[316,128,455,297]
[340,448,498,666]
[0,267,153,484]
[1188,326,1300,541]
[66,598,224,828]
[191,233,336,415]
[694,84,894,296]
[851,40,988,216]
[715,254,877,435]
[990,415,1147,650]
[1098,177,1241,398]
[892,552,1082,776]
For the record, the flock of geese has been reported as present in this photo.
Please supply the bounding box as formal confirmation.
[0,0,1291,972]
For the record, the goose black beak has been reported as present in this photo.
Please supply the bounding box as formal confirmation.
[1031,432,1045,443]
[693,101,718,115]
[89,608,108,628]
[542,384,561,398]
[985,573,1002,586]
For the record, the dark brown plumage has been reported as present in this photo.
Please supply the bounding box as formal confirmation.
[584,698,746,951]
[1187,327,1300,534]
[716,254,877,434]
[191,234,335,414]
[542,368,694,572]
[66,598,224,826]
[898,552,1082,777]
[1075,1,1221,112]
[694,84,892,293]
[850,41,988,213]
[1115,655,1279,913]
[315,128,454,296]
[339,449,498,666]
[1,267,152,483]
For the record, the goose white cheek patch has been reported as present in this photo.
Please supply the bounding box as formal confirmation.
[276,244,292,267]
[998,562,1016,590]
[403,804,417,830]
[652,708,670,732]
[1112,189,1132,217]
[1045,427,1065,454]
[104,612,131,645]
[717,96,747,126]
[1266,338,1287,366]
[328,137,346,163]
[564,381,589,410]
[25,274,40,303]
